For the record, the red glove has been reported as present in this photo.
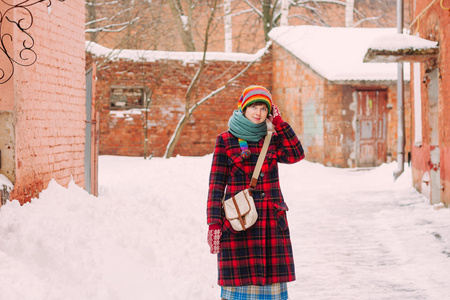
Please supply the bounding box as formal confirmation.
[268,104,283,126]
[207,223,221,254]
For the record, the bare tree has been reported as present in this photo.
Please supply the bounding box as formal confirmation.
[237,0,391,42]
[163,0,272,158]
[163,42,271,158]
[167,0,196,51]
[85,0,179,52]
[85,0,140,44]
[141,59,168,159]
[164,0,220,157]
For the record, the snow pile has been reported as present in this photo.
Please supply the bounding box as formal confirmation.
[0,174,13,189]
[85,41,271,64]
[269,25,411,81]
[367,33,438,51]
[1,155,450,299]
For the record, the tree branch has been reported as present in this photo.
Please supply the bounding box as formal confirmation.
[85,17,140,33]
[163,41,272,158]
[243,0,264,18]
[353,15,383,27]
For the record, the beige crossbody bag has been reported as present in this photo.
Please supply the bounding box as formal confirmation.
[223,131,273,231]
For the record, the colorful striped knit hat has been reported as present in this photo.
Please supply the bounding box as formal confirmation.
[238,85,272,115]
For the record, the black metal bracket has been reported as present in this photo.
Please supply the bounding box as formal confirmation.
[0,0,66,84]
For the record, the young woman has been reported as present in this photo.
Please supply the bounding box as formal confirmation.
[207,86,305,300]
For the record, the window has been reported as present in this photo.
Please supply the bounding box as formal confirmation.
[110,86,144,110]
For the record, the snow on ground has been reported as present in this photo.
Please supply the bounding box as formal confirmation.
[1,155,449,300]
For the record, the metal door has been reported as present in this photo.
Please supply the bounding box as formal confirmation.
[428,68,440,204]
[357,90,387,167]
[85,68,93,194]
[85,67,99,196]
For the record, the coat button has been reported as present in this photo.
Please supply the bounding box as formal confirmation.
[260,173,265,177]
[261,192,266,197]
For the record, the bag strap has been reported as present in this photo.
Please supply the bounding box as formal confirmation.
[249,131,273,193]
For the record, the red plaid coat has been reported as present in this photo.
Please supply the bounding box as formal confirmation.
[207,122,305,287]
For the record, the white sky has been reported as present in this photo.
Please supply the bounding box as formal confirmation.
[1,155,449,299]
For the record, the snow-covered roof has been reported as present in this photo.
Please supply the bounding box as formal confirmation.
[269,26,410,82]
[368,33,438,51]
[364,33,439,63]
[85,41,270,64]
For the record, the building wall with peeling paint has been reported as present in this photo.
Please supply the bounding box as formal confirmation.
[409,0,450,206]
[271,42,411,168]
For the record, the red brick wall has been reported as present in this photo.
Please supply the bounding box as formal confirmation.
[271,43,411,168]
[271,42,326,163]
[1,0,86,203]
[89,48,273,157]
[410,0,450,205]
[321,84,355,168]
[441,4,450,206]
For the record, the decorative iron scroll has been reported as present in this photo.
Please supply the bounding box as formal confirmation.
[0,0,65,84]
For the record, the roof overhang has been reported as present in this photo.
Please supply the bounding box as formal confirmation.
[329,79,405,85]
[363,34,439,63]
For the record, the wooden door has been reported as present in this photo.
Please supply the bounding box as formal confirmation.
[357,90,387,167]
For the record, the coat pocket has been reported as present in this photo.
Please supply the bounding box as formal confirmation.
[228,154,245,176]
[273,201,289,231]
[262,150,278,174]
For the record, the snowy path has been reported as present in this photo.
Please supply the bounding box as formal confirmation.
[282,163,450,300]
[0,156,449,300]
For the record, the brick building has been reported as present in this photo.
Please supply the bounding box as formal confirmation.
[85,0,413,167]
[408,0,450,207]
[0,0,92,205]
[87,25,413,169]
[270,26,411,168]
[363,1,448,206]
[85,42,272,157]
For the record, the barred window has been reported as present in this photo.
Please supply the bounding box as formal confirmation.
[110,86,144,109]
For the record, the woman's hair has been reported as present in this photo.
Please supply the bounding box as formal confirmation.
[242,101,269,113]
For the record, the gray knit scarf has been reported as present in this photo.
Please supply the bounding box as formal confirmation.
[228,110,267,142]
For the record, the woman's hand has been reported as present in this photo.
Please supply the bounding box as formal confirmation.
[207,223,222,254]
[268,104,283,125]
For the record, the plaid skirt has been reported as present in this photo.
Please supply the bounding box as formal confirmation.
[221,283,288,300]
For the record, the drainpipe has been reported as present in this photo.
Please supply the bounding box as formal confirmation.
[394,0,405,180]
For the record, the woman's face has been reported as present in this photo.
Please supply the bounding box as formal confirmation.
[244,103,268,124]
